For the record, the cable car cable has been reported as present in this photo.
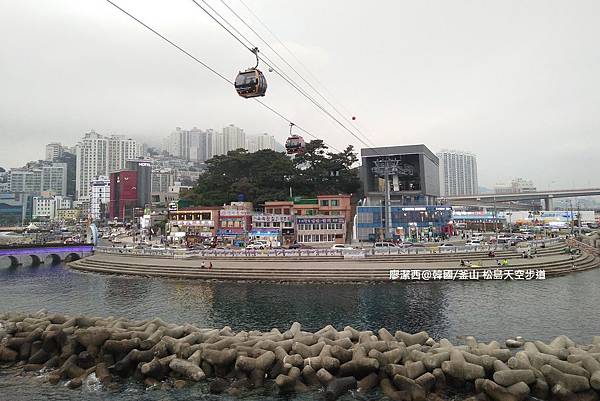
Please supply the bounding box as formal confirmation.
[189,0,375,152]
[221,0,377,148]
[104,0,341,152]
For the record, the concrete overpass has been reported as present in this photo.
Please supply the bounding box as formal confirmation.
[0,244,94,267]
[441,188,600,210]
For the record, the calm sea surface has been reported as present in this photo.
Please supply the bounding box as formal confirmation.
[2,261,599,400]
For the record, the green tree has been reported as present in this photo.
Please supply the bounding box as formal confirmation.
[181,142,361,207]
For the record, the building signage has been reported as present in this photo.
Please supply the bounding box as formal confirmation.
[253,214,293,223]
[296,217,344,224]
[173,220,214,227]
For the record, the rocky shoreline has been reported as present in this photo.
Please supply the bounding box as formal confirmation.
[1,311,600,400]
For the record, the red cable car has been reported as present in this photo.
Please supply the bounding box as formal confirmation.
[285,123,305,155]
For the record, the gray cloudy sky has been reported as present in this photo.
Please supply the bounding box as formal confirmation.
[1,0,599,188]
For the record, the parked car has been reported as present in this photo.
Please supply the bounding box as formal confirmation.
[374,242,397,249]
[246,241,268,250]
[465,239,482,247]
[438,243,456,248]
[331,244,354,250]
[288,243,313,249]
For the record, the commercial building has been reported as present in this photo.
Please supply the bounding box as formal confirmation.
[251,213,294,246]
[125,159,152,209]
[356,205,453,241]
[56,208,82,222]
[296,215,346,245]
[109,171,138,221]
[358,145,451,241]
[75,131,139,200]
[361,145,440,205]
[0,193,27,226]
[168,206,222,245]
[90,176,110,221]
[32,195,73,220]
[494,178,537,194]
[217,202,253,244]
[437,149,478,196]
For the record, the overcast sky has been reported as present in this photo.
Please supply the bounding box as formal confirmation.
[1,0,599,188]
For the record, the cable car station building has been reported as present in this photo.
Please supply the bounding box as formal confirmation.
[356,145,452,241]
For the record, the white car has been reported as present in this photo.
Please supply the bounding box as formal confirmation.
[331,244,354,250]
[246,242,268,250]
[465,240,482,247]
[438,243,456,248]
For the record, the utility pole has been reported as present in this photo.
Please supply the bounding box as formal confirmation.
[372,158,402,240]
[493,195,498,245]
[569,200,574,236]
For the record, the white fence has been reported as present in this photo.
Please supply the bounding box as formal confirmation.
[95,238,562,259]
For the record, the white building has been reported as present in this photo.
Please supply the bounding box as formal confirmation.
[223,124,245,152]
[32,195,73,220]
[495,178,537,194]
[151,168,176,193]
[9,169,42,194]
[89,175,110,221]
[41,163,68,196]
[164,127,214,162]
[246,133,277,153]
[45,143,64,161]
[437,150,478,196]
[75,131,139,200]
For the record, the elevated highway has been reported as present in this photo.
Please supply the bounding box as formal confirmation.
[441,188,600,210]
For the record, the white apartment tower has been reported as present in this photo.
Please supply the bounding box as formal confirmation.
[45,143,64,161]
[75,131,139,200]
[222,124,245,152]
[256,133,276,151]
[90,175,110,221]
[437,149,478,196]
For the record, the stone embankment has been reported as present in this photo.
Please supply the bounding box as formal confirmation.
[68,243,600,282]
[2,311,600,400]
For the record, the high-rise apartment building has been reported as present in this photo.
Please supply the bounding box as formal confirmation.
[165,127,214,162]
[256,133,276,151]
[90,175,110,221]
[437,150,478,196]
[9,169,42,194]
[45,143,64,161]
[75,131,139,200]
[9,162,67,196]
[222,124,245,152]
[40,162,68,196]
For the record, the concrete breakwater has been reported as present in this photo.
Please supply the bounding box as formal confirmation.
[2,311,600,400]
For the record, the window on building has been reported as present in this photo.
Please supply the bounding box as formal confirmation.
[320,200,329,206]
[330,199,339,206]
[274,208,282,214]
[273,222,280,227]
[283,208,290,214]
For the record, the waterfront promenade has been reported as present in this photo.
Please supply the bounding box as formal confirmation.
[68,240,600,282]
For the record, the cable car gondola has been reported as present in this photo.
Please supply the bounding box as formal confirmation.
[234,48,267,98]
[285,123,305,155]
